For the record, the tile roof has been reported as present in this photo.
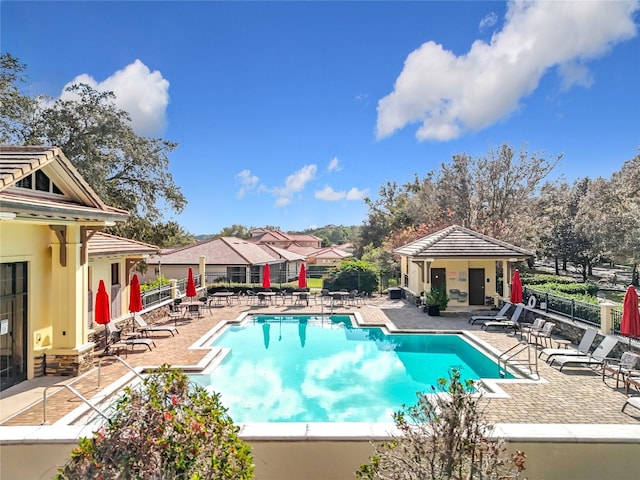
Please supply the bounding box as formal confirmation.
[88,232,158,257]
[258,244,306,262]
[393,224,534,259]
[147,237,284,266]
[310,246,353,259]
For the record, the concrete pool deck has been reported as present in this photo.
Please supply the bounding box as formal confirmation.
[2,295,640,478]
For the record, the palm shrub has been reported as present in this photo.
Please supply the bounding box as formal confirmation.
[357,369,526,480]
[56,365,254,480]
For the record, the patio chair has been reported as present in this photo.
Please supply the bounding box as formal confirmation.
[549,335,619,372]
[132,312,178,337]
[539,327,598,363]
[295,291,310,306]
[602,351,640,388]
[520,317,546,342]
[469,302,511,324]
[168,302,186,326]
[317,289,331,305]
[481,304,523,331]
[529,322,555,348]
[246,290,258,305]
[106,321,155,354]
[257,292,271,306]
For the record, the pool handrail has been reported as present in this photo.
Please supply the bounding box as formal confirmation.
[97,354,145,389]
[42,383,110,425]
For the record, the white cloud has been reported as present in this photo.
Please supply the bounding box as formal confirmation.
[346,187,368,200]
[60,59,169,136]
[376,0,638,141]
[315,185,345,201]
[479,12,498,31]
[327,156,341,172]
[315,185,368,202]
[235,169,260,199]
[272,164,317,207]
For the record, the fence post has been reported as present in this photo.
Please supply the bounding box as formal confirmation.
[199,255,206,288]
[599,301,616,334]
[571,299,575,320]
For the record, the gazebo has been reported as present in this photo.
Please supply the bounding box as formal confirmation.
[393,225,534,307]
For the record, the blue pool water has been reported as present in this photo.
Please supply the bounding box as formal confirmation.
[190,315,512,423]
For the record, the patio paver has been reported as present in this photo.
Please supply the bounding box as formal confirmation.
[1,296,638,426]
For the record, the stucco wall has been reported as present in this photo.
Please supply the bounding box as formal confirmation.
[407,257,500,306]
[2,435,639,480]
[1,222,57,379]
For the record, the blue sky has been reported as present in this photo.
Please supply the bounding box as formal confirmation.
[3,1,639,235]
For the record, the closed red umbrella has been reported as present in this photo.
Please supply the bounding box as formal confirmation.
[186,267,197,299]
[510,269,523,304]
[263,264,271,289]
[621,286,640,346]
[128,274,143,313]
[95,280,111,348]
[298,263,307,289]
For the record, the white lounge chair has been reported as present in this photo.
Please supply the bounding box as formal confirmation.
[549,335,619,372]
[539,327,598,363]
[481,304,524,331]
[622,396,640,414]
[469,302,511,324]
[133,312,178,337]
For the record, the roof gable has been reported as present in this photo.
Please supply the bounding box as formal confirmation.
[394,225,534,259]
[0,146,128,222]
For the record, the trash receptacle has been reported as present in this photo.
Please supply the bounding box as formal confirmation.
[388,288,402,300]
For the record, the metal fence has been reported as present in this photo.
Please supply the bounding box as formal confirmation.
[524,287,602,328]
[141,283,173,309]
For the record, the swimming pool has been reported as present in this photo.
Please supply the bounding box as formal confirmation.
[190,315,513,423]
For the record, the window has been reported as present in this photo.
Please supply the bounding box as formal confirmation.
[111,263,120,286]
[14,171,63,195]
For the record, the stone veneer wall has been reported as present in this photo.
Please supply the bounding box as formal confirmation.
[33,355,45,378]
[45,350,93,376]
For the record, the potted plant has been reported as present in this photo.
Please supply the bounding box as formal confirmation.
[425,286,449,316]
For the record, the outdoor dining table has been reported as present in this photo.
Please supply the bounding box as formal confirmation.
[209,292,235,306]
[181,301,204,318]
[329,291,350,307]
[257,291,277,305]
[293,291,311,306]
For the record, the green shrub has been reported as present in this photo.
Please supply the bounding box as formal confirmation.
[357,369,526,480]
[140,275,170,293]
[56,365,254,480]
[521,273,576,285]
[529,283,599,301]
[323,259,378,294]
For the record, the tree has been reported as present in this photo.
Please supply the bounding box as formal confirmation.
[357,370,526,480]
[535,181,573,274]
[0,55,188,247]
[31,83,187,226]
[0,53,43,144]
[217,224,252,239]
[356,143,561,256]
[56,365,254,480]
